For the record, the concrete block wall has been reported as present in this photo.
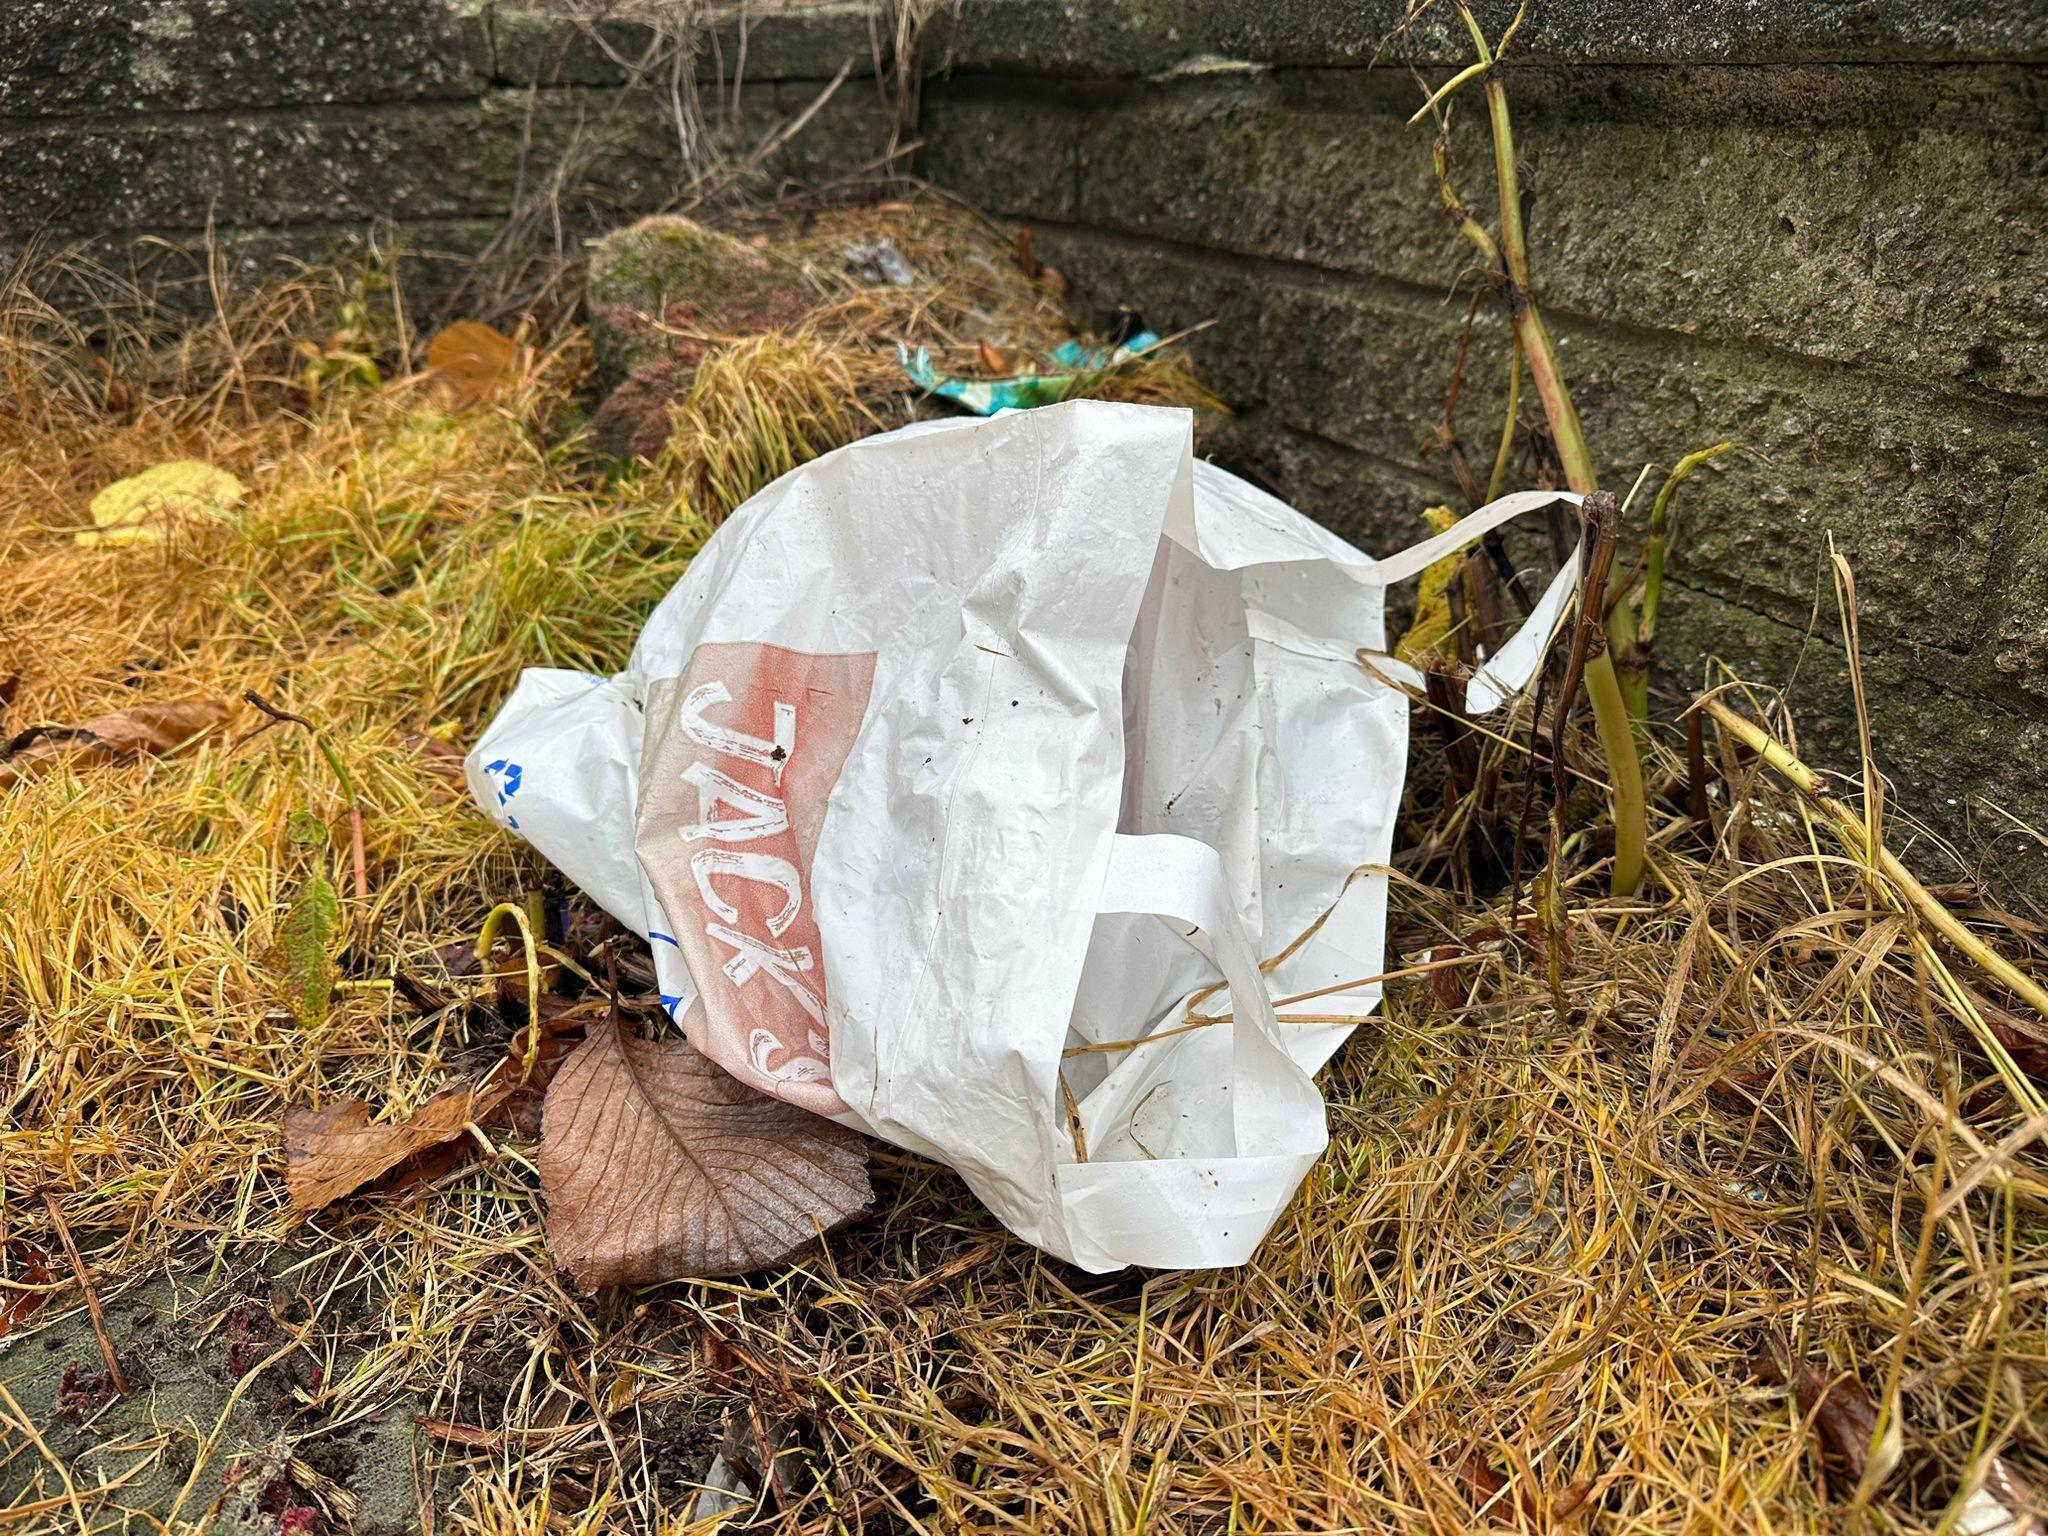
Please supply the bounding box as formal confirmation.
[921,1,2048,887]
[0,0,893,290]
[5,0,2047,885]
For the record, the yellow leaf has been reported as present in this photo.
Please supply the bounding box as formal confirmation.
[79,459,245,548]
[425,320,520,410]
[1393,505,1464,666]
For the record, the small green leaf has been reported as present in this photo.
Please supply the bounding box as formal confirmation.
[280,871,338,1026]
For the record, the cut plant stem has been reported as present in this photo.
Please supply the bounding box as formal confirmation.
[1624,441,1735,720]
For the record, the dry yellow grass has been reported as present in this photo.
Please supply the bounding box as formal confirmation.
[0,203,2044,1535]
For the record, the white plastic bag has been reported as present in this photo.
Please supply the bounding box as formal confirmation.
[468,401,1578,1272]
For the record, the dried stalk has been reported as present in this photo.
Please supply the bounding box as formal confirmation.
[1700,695,2048,1115]
[1698,695,2048,1018]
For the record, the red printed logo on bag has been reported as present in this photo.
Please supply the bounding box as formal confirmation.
[636,643,876,1116]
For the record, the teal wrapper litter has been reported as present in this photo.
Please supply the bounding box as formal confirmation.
[899,333,1162,414]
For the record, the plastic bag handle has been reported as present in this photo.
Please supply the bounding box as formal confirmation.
[1366,489,1582,585]
[1356,489,1584,715]
[1049,834,1327,1271]
[1088,833,1322,1155]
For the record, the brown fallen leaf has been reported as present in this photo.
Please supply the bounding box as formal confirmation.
[425,320,521,410]
[1752,1345,1899,1491]
[0,1244,54,1341]
[89,355,132,414]
[1013,226,1040,279]
[492,1012,596,1137]
[1705,1064,1778,1109]
[539,1011,873,1289]
[1452,1454,1531,1523]
[1451,1454,1595,1524]
[414,1416,580,1450]
[1550,1477,1596,1520]
[976,339,1010,375]
[284,1002,592,1209]
[0,697,233,789]
[284,1086,485,1211]
[1429,944,1470,1011]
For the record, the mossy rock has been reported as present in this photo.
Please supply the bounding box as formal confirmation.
[584,214,818,459]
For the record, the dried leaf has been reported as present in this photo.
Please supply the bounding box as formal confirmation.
[0,1244,53,1340]
[494,1013,593,1137]
[415,1417,513,1449]
[79,459,243,547]
[0,696,232,788]
[434,938,485,980]
[1550,1478,1596,1520]
[425,320,520,410]
[1451,1453,1590,1524]
[1429,943,1470,1012]
[1752,1347,1900,1490]
[976,339,1010,375]
[1013,226,1039,279]
[1706,1065,1777,1109]
[1989,1017,2048,1086]
[283,1006,588,1209]
[88,355,132,414]
[1457,1454,1508,1503]
[539,1013,873,1289]
[284,1085,482,1211]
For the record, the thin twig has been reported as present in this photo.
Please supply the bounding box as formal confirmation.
[42,1192,131,1398]
[241,689,367,901]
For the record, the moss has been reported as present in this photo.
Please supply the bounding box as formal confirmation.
[586,214,811,387]
[588,216,749,307]
[584,214,821,453]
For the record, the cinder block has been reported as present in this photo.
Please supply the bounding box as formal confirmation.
[1062,69,2048,398]
[0,0,485,116]
[920,92,1083,221]
[1213,0,2048,67]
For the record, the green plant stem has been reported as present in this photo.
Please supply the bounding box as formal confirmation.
[1458,7,1596,504]
[1621,441,1735,720]
[1637,441,1735,650]
[1586,652,1646,896]
[1486,334,1522,504]
[1452,0,1645,896]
